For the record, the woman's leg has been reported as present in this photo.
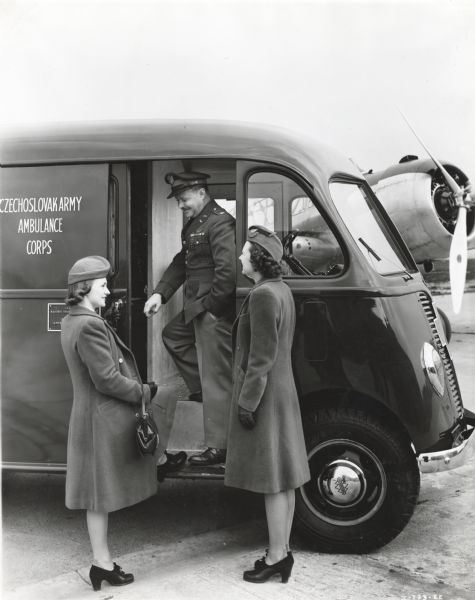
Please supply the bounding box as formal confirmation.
[285,489,295,551]
[264,492,289,564]
[86,510,114,569]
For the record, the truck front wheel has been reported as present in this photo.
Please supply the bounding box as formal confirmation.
[295,407,420,553]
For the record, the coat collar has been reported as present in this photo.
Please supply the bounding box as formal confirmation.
[68,305,103,319]
[68,305,129,352]
[194,198,216,223]
[182,199,218,236]
[235,276,283,320]
[251,276,283,290]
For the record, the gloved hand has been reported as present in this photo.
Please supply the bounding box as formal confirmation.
[238,406,256,430]
[147,381,158,399]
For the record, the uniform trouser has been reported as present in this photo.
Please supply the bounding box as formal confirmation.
[159,310,233,450]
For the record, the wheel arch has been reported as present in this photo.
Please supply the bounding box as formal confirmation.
[299,388,415,451]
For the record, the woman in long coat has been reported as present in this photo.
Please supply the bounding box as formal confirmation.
[225,227,310,584]
[61,255,157,591]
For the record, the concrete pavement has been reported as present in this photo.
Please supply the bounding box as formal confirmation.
[3,458,475,600]
[4,434,474,599]
[2,292,474,600]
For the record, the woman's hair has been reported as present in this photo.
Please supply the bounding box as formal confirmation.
[65,280,92,306]
[249,242,283,279]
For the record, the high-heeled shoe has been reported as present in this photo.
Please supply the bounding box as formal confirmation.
[89,562,134,591]
[254,550,293,569]
[243,552,294,583]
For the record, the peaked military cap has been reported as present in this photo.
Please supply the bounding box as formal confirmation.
[248,225,283,262]
[165,171,210,199]
[68,255,111,285]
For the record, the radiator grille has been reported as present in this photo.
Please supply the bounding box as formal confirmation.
[418,292,464,420]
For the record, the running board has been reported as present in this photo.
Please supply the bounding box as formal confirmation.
[165,463,225,480]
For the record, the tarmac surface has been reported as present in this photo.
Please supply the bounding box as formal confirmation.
[1,293,474,600]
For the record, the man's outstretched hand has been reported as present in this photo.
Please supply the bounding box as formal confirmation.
[144,293,162,317]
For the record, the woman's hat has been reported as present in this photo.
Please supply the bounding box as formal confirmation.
[68,255,111,285]
[247,226,283,262]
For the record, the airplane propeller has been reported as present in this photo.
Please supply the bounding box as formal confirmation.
[398,110,473,313]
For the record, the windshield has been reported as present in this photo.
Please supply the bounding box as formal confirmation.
[329,181,412,276]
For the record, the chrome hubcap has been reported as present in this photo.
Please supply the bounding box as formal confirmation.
[301,439,387,526]
[319,459,366,507]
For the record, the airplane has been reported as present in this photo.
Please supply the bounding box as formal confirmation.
[286,117,475,315]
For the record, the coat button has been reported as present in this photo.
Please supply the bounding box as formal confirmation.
[119,358,124,364]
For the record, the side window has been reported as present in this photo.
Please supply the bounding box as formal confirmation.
[246,171,344,277]
[247,172,276,229]
[290,194,344,276]
[329,182,411,276]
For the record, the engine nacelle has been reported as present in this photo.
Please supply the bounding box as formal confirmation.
[366,158,475,263]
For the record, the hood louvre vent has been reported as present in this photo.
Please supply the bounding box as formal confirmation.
[418,292,464,421]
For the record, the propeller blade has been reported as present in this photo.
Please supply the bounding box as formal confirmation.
[449,206,468,314]
[398,109,469,312]
[398,109,462,196]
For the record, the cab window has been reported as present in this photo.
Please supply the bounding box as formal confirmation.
[247,171,344,277]
[330,181,410,276]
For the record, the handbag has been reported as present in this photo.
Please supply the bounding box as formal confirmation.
[135,385,159,455]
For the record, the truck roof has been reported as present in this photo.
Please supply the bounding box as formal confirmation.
[0,119,363,184]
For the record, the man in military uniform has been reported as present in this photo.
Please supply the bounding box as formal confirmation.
[144,171,235,470]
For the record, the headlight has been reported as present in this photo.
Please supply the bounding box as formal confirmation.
[421,342,445,396]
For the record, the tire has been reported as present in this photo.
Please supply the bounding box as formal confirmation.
[295,407,420,553]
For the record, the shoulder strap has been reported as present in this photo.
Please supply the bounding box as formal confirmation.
[140,381,147,416]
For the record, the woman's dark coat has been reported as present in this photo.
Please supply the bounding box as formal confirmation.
[61,306,157,512]
[224,278,310,494]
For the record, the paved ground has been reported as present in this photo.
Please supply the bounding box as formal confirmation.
[3,463,475,600]
[1,293,474,600]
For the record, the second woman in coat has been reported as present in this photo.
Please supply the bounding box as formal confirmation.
[61,255,157,592]
[225,227,310,584]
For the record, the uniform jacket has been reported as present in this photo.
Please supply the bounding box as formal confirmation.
[154,200,236,324]
[224,278,310,494]
[61,306,157,513]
